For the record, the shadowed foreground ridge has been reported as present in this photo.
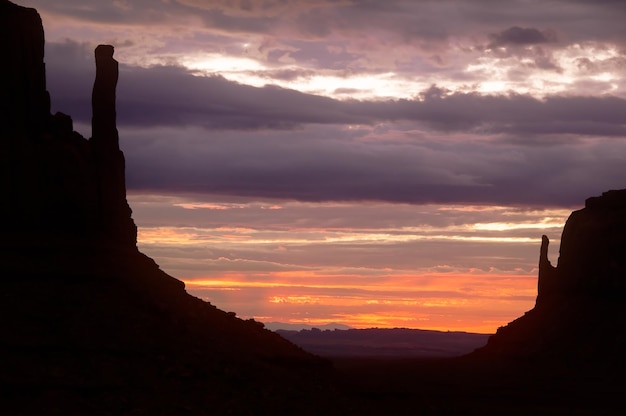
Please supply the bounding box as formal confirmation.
[0,2,332,414]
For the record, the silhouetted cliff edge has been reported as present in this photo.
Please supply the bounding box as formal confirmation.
[475,189,626,366]
[1,0,135,256]
[0,2,331,414]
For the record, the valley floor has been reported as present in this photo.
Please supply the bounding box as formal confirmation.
[330,356,626,415]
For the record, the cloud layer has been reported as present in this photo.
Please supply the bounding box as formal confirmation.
[23,0,626,330]
[45,40,626,208]
[130,194,569,332]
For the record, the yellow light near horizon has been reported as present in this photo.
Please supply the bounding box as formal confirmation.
[472,221,564,231]
[177,52,422,100]
[132,197,562,333]
[137,224,546,249]
[181,53,264,73]
[591,72,616,82]
[137,227,200,245]
[478,81,508,94]
[462,42,625,98]
[267,312,502,334]
[184,272,537,333]
[179,45,626,99]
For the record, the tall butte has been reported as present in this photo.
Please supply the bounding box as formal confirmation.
[0,0,136,253]
[475,189,626,364]
[0,5,331,414]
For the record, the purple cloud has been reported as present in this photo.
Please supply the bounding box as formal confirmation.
[488,27,557,48]
[34,2,626,210]
[46,41,626,137]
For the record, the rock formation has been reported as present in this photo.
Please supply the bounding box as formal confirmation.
[551,189,626,298]
[536,234,557,303]
[92,45,119,145]
[476,189,626,364]
[0,0,49,138]
[1,2,332,413]
[91,44,136,245]
[538,190,626,304]
[0,0,136,250]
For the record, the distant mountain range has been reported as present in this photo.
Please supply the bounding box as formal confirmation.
[277,327,490,358]
[264,321,353,331]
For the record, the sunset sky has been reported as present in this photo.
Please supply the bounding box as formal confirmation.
[21,0,626,333]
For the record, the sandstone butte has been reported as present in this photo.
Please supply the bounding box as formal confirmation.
[475,188,626,363]
[0,2,333,414]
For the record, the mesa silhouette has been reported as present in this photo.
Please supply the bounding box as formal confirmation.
[0,2,332,414]
[474,189,626,364]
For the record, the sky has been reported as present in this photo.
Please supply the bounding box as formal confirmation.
[21,0,626,333]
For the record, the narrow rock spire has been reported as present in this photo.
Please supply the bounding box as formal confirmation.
[92,44,119,147]
[91,44,137,246]
[539,235,552,270]
[1,3,137,248]
[536,234,556,304]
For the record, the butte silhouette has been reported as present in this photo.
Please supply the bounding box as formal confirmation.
[1,1,332,414]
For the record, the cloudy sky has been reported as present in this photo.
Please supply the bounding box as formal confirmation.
[22,0,626,332]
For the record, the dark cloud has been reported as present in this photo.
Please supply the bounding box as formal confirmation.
[45,40,94,121]
[46,41,626,137]
[257,67,317,82]
[199,8,276,35]
[22,0,626,94]
[481,28,562,70]
[277,40,363,70]
[46,41,361,129]
[28,0,175,24]
[120,123,626,209]
[488,27,557,48]
[38,3,626,211]
[27,0,626,56]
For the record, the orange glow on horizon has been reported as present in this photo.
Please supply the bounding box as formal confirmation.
[183,270,538,333]
[131,197,563,334]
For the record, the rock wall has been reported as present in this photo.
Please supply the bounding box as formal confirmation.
[477,189,626,360]
[0,0,136,248]
[537,189,626,304]
[0,0,49,138]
